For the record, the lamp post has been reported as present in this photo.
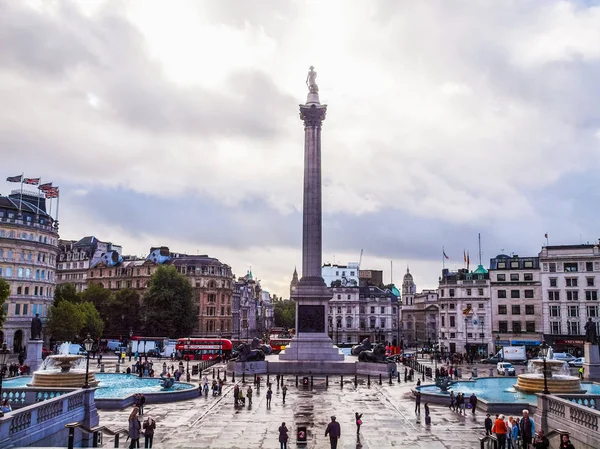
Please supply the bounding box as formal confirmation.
[540,340,550,394]
[83,334,94,388]
[0,342,10,400]
[128,329,133,362]
[464,317,469,357]
[186,337,191,375]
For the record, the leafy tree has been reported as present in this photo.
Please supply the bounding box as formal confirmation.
[0,278,9,329]
[274,300,296,329]
[79,301,104,339]
[47,301,85,341]
[81,283,113,321]
[104,289,143,337]
[53,283,81,306]
[143,265,196,337]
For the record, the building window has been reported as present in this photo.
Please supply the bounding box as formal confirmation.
[567,321,580,335]
[466,288,472,296]
[549,306,560,317]
[23,304,28,316]
[524,260,533,268]
[441,316,445,327]
[449,304,455,310]
[510,261,519,269]
[550,278,557,287]
[586,262,594,272]
[587,278,595,287]
[548,291,560,301]
[567,291,579,301]
[498,305,507,315]
[15,304,21,315]
[524,290,534,299]
[587,306,598,318]
[568,306,579,318]
[566,278,578,287]
[564,262,578,272]
[510,273,519,281]
[512,321,522,333]
[512,305,521,315]
[525,305,535,315]
[478,303,484,309]
[523,273,533,281]
[550,322,561,334]
[450,316,456,327]
[370,307,375,314]
[586,291,598,301]
[497,274,506,281]
[525,321,536,333]
[498,290,506,299]
[478,288,484,296]
[380,307,385,314]
[380,318,386,328]
[337,306,342,314]
[511,290,520,299]
[449,289,455,297]
[499,321,508,333]
[549,263,556,273]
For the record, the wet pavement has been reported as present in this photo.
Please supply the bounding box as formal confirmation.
[96,361,487,448]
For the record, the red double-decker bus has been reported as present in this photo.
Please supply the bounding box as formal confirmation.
[269,327,292,354]
[175,338,233,361]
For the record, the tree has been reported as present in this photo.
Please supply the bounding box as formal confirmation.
[274,300,296,329]
[80,283,113,321]
[47,301,85,341]
[143,265,196,337]
[104,289,143,337]
[0,278,9,329]
[79,301,104,339]
[53,283,81,306]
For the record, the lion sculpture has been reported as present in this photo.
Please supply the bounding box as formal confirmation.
[351,338,372,356]
[236,343,265,362]
[357,343,387,363]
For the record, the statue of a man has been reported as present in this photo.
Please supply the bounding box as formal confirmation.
[306,66,318,93]
[31,313,43,340]
[585,318,598,344]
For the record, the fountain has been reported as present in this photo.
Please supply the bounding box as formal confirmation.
[514,350,583,394]
[29,344,98,388]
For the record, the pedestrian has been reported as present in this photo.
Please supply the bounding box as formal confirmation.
[414,391,421,414]
[355,412,363,435]
[469,393,478,414]
[484,414,493,436]
[424,403,431,425]
[533,429,549,449]
[519,409,535,449]
[559,434,575,449]
[510,418,520,449]
[247,386,253,405]
[142,416,156,448]
[266,387,273,407]
[417,379,421,386]
[325,415,341,449]
[449,391,455,411]
[128,407,141,449]
[492,414,508,449]
[1,399,12,414]
[238,389,245,405]
[578,366,584,380]
[282,384,288,403]
[203,382,209,397]
[234,385,240,406]
[278,422,289,449]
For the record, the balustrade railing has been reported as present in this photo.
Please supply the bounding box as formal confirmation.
[556,394,600,410]
[543,394,600,434]
[1,387,75,408]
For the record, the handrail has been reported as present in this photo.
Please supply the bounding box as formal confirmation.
[65,422,129,448]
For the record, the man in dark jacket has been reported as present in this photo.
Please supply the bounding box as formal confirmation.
[325,416,341,449]
[484,414,493,436]
[469,393,478,414]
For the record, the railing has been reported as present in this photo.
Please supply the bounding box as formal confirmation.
[478,435,497,449]
[2,387,76,408]
[65,423,129,448]
[556,394,600,410]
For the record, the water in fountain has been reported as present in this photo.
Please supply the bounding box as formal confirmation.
[515,346,583,393]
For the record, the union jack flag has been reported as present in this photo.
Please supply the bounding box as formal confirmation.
[23,177,40,185]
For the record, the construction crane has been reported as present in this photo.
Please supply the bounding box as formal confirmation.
[358,249,363,269]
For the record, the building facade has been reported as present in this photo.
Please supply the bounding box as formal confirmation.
[322,262,360,287]
[539,244,600,356]
[233,272,262,340]
[0,190,59,353]
[328,286,361,345]
[489,254,543,355]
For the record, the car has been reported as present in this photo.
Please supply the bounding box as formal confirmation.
[482,357,499,364]
[497,362,516,376]
[552,352,577,363]
[568,357,585,367]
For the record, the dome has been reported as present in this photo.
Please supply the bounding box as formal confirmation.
[473,264,488,274]
[403,266,413,281]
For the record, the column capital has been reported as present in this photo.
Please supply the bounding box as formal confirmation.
[299,104,327,128]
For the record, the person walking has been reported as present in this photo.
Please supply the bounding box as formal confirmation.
[355,412,363,435]
[128,407,141,449]
[266,388,273,407]
[492,414,508,449]
[519,409,535,449]
[142,416,156,448]
[449,391,456,411]
[414,391,421,414]
[282,384,288,403]
[325,416,341,449]
[559,434,575,449]
[578,366,584,380]
[533,429,549,449]
[234,385,240,406]
[510,418,520,449]
[247,386,253,405]
[469,393,478,414]
[424,403,431,425]
[278,422,289,449]
[484,414,493,436]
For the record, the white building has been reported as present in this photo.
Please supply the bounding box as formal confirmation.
[322,262,359,287]
[539,244,600,357]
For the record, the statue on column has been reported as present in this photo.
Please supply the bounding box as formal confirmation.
[31,313,43,340]
[306,66,319,93]
[584,317,598,344]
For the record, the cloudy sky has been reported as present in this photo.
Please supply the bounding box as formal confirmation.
[2,0,600,297]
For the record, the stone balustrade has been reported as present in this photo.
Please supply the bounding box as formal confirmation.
[0,388,97,448]
[2,387,76,408]
[556,394,600,410]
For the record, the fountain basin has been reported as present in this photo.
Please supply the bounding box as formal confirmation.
[514,358,583,393]
[29,371,99,388]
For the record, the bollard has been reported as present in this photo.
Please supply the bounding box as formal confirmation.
[295,375,299,387]
[115,363,120,373]
[379,373,382,385]
[242,372,245,383]
[67,425,76,449]
[310,375,314,387]
[213,368,215,379]
[114,434,120,447]
[354,374,358,387]
[267,374,270,385]
[232,371,235,382]
[254,374,258,384]
[422,370,425,381]
[100,363,105,373]
[340,375,343,388]
[367,374,371,387]
[224,371,227,381]
[326,375,329,387]
[397,372,401,383]
[217,369,220,379]
[389,372,393,385]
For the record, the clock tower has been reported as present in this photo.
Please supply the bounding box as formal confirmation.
[290,267,299,297]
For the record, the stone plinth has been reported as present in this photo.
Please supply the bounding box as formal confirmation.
[227,361,268,375]
[25,339,43,372]
[356,362,396,376]
[583,343,600,381]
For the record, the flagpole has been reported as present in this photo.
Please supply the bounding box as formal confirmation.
[442,246,446,270]
[36,178,42,215]
[56,190,60,223]
[18,172,24,213]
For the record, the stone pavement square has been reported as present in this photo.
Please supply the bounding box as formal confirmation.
[97,364,487,449]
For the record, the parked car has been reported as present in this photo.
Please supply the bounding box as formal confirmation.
[568,357,585,367]
[552,352,577,363]
[482,357,499,364]
[497,362,516,376]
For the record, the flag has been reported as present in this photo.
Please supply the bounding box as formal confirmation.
[463,250,467,264]
[463,305,472,316]
[544,233,548,239]
[443,250,449,259]
[45,187,59,198]
[38,182,53,191]
[23,177,40,185]
[467,251,470,268]
[6,175,22,182]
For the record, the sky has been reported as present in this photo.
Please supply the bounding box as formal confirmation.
[2,0,600,298]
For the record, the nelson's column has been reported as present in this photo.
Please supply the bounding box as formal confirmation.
[279,67,344,362]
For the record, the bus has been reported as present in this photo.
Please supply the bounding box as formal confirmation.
[269,328,292,354]
[175,338,234,361]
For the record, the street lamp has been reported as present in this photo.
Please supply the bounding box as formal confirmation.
[0,342,10,400]
[128,329,133,362]
[464,317,469,357]
[83,334,94,388]
[186,337,191,375]
[540,341,550,394]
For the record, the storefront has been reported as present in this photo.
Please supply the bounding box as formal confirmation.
[543,335,585,357]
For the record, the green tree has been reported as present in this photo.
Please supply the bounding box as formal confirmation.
[79,301,104,339]
[81,283,113,321]
[0,278,9,329]
[53,283,81,306]
[273,300,296,329]
[143,265,196,337]
[104,289,143,337]
[47,301,85,341]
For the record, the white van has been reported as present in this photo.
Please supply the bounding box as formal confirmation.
[552,352,576,363]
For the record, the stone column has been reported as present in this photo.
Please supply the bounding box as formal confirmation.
[25,339,43,372]
[583,343,600,380]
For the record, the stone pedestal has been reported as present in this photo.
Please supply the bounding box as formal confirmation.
[227,361,268,375]
[25,339,43,372]
[583,343,600,380]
